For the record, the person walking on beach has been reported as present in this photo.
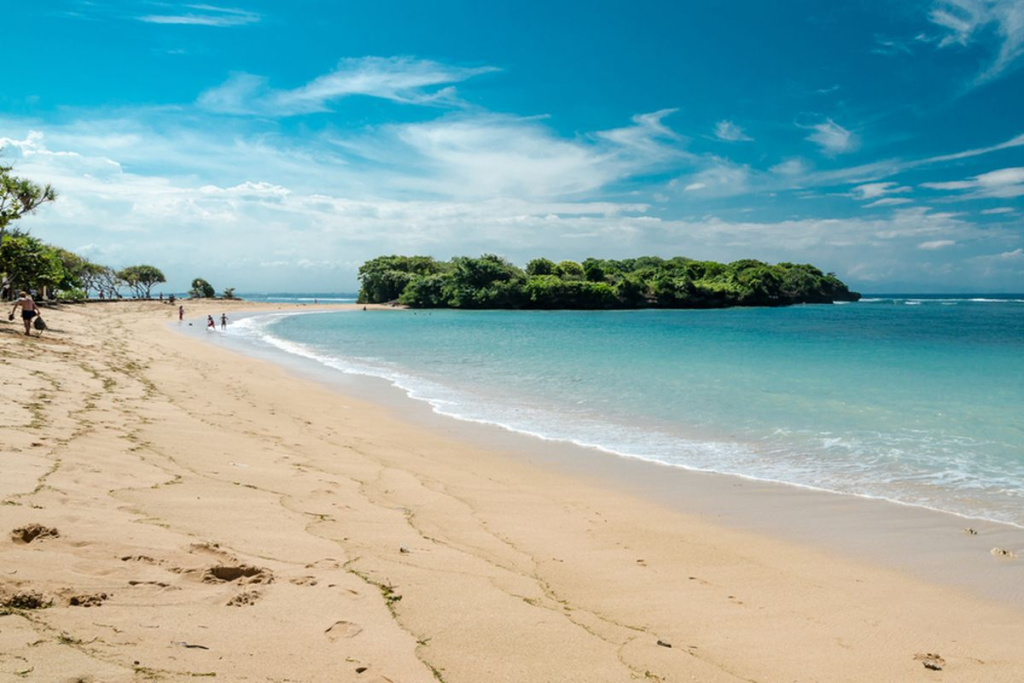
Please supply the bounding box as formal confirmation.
[220,313,228,330]
[9,291,40,336]
[206,315,216,330]
[178,305,184,322]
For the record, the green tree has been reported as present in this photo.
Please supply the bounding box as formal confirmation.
[554,260,584,280]
[525,257,556,276]
[0,231,66,297]
[190,278,215,298]
[119,265,166,299]
[0,163,57,241]
[357,255,444,303]
[0,164,57,295]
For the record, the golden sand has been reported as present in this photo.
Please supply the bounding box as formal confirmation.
[2,301,1022,682]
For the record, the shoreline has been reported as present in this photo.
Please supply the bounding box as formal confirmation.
[201,305,1024,606]
[3,301,1023,682]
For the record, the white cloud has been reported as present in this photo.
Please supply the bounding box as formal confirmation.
[672,159,751,197]
[929,0,1024,83]
[770,159,810,176]
[4,114,1022,292]
[806,119,858,156]
[594,109,686,159]
[921,166,1024,198]
[982,206,1016,214]
[198,57,498,115]
[137,4,260,27]
[864,197,915,208]
[714,120,753,142]
[919,239,957,249]
[852,181,913,200]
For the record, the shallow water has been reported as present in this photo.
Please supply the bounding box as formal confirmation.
[229,296,1024,527]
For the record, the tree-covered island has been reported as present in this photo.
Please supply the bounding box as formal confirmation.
[358,255,860,309]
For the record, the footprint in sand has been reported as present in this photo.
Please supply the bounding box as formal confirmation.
[203,565,273,585]
[68,592,110,607]
[914,652,945,671]
[227,590,261,606]
[325,620,363,640]
[10,524,59,544]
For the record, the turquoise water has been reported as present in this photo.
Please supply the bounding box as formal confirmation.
[238,292,358,304]
[232,296,1024,526]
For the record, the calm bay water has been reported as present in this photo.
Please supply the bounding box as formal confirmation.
[231,296,1024,526]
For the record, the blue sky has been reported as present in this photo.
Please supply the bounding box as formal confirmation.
[2,0,1023,292]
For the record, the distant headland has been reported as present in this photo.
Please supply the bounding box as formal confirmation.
[357,255,860,309]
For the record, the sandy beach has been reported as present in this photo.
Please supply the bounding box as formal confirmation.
[2,300,1024,683]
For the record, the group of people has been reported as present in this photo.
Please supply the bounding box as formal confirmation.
[176,305,228,331]
[207,313,228,331]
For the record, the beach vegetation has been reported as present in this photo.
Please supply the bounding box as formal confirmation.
[0,163,56,241]
[358,255,447,303]
[358,254,860,309]
[118,265,166,299]
[222,287,237,299]
[190,278,215,298]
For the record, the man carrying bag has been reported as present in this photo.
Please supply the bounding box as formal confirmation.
[9,291,42,337]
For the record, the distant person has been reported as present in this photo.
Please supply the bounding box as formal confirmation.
[169,294,176,304]
[220,313,228,330]
[159,292,164,302]
[9,291,39,337]
[178,305,184,322]
[99,291,105,300]
[207,315,216,331]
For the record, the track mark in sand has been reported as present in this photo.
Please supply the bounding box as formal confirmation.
[120,554,162,565]
[203,565,273,585]
[226,590,261,606]
[10,524,60,544]
[1,590,53,611]
[325,620,363,640]
[68,592,109,607]
[915,652,946,671]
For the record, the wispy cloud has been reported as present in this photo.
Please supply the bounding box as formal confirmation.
[919,239,957,249]
[929,0,1024,84]
[338,109,686,200]
[872,35,914,56]
[852,181,912,200]
[806,119,858,156]
[864,197,915,208]
[137,4,260,27]
[9,119,1019,291]
[198,57,497,115]
[921,166,1024,198]
[713,120,753,142]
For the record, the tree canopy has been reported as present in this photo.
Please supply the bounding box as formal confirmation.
[0,162,57,240]
[358,254,860,309]
[190,278,215,298]
[119,265,166,299]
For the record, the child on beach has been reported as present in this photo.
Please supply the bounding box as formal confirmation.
[221,313,228,330]
[178,305,184,321]
[207,315,216,330]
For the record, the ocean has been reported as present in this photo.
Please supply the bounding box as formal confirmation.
[229,296,1024,527]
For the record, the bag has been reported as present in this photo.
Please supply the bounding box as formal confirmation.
[33,316,46,331]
